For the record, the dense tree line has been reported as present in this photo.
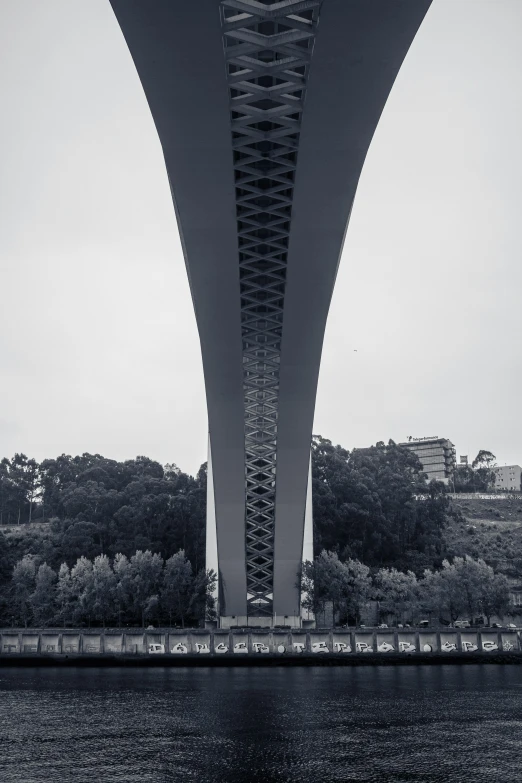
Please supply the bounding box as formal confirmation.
[0,438,451,578]
[0,454,39,526]
[311,436,451,571]
[0,453,207,625]
[303,550,512,626]
[0,437,495,627]
[0,453,206,568]
[8,550,215,629]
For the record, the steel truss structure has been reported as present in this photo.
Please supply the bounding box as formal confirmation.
[221,1,322,616]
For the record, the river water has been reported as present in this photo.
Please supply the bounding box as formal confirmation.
[1,665,522,782]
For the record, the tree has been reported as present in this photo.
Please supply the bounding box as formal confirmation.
[470,450,497,493]
[338,558,372,623]
[113,553,133,624]
[160,552,216,627]
[453,464,477,493]
[451,556,486,620]
[419,556,508,625]
[0,531,11,586]
[419,564,464,623]
[11,555,38,627]
[128,550,164,626]
[162,550,193,627]
[37,452,206,573]
[300,560,316,618]
[56,563,74,627]
[191,568,217,623]
[10,454,40,524]
[480,569,511,624]
[91,555,116,627]
[30,563,57,626]
[300,551,372,625]
[0,455,37,525]
[374,568,419,624]
[418,568,445,621]
[60,520,100,564]
[300,550,346,619]
[70,556,95,626]
[472,450,496,470]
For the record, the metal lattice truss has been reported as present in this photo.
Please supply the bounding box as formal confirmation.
[221,0,322,616]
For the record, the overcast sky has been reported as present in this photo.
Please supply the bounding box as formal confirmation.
[1,0,521,475]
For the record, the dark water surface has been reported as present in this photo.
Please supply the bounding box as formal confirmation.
[1,665,522,782]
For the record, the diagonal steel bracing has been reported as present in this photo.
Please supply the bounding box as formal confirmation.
[220,0,322,617]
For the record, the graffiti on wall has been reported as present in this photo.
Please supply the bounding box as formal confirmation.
[173,632,518,655]
[2,629,519,657]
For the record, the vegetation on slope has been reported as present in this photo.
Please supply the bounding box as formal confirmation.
[0,439,519,627]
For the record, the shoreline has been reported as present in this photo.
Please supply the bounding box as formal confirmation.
[1,652,522,666]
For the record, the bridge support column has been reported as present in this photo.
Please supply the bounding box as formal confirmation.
[110,0,433,632]
[205,435,219,625]
[209,450,314,630]
[301,457,315,629]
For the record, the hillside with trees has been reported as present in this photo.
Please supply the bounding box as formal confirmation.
[0,453,207,568]
[311,436,450,572]
[0,438,519,627]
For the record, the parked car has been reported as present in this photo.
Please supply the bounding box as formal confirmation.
[507,623,517,630]
[418,620,429,628]
[491,623,503,629]
[454,620,471,629]
[378,624,388,629]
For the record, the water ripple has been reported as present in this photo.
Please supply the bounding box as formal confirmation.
[0,665,521,782]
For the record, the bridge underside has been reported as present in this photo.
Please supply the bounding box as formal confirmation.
[110,0,432,625]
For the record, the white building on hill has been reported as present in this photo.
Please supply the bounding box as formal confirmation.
[494,465,522,492]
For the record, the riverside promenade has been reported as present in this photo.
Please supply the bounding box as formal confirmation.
[1,627,521,666]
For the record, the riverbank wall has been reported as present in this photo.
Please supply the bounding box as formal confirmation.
[1,627,521,665]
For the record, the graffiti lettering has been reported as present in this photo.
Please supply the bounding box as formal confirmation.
[293,643,305,653]
[377,642,395,653]
[482,640,498,652]
[503,641,515,652]
[399,642,416,653]
[461,641,478,652]
[171,643,188,654]
[195,643,210,654]
[422,643,433,652]
[311,642,329,653]
[215,643,229,654]
[333,642,351,653]
[253,642,269,653]
[233,642,248,654]
[356,642,373,653]
[441,641,457,652]
[277,645,286,653]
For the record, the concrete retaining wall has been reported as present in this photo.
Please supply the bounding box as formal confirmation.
[0,628,520,661]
